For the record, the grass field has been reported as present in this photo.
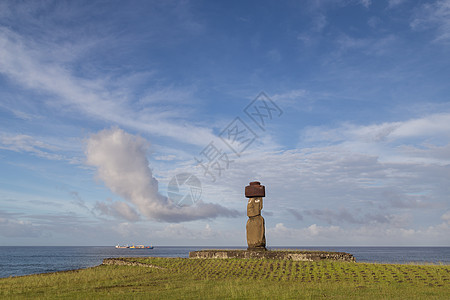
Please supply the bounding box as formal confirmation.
[1,257,449,299]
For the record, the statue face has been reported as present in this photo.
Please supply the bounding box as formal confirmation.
[247,197,263,217]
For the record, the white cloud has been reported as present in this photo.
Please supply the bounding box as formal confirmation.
[304,113,450,146]
[0,1,448,247]
[154,154,178,161]
[442,211,450,223]
[267,221,450,246]
[94,200,141,222]
[147,222,243,245]
[268,223,341,242]
[300,113,450,164]
[390,113,450,138]
[190,111,450,245]
[0,217,41,237]
[85,127,239,222]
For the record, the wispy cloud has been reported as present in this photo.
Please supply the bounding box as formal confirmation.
[359,0,372,8]
[271,89,313,111]
[332,33,398,58]
[411,0,450,43]
[387,0,407,9]
[286,208,304,221]
[0,133,63,160]
[0,22,215,148]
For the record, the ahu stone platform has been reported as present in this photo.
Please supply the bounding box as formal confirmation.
[189,249,355,262]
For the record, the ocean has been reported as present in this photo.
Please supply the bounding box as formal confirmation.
[0,246,449,278]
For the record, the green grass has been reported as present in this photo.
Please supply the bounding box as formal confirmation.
[1,257,449,299]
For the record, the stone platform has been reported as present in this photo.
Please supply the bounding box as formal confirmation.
[189,249,355,262]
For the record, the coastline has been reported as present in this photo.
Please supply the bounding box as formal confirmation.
[1,246,449,278]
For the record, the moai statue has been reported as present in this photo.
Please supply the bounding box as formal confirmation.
[245,181,266,251]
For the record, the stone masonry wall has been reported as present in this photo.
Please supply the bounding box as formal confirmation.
[189,250,355,262]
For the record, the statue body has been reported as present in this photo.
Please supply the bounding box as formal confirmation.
[246,195,266,250]
[246,215,266,249]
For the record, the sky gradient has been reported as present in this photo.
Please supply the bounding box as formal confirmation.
[1,0,449,246]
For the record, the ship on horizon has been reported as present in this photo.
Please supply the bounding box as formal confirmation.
[115,244,153,249]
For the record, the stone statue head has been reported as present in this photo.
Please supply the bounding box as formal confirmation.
[247,197,263,217]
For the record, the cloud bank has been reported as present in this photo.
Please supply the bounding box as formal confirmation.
[85,128,239,222]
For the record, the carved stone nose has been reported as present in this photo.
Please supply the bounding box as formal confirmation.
[245,181,265,198]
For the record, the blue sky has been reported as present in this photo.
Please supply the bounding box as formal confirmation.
[0,0,449,246]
